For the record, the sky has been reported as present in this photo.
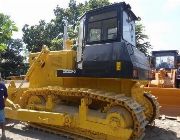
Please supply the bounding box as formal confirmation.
[0,0,180,51]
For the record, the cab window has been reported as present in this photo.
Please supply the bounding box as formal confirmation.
[87,10,117,43]
[155,56,175,69]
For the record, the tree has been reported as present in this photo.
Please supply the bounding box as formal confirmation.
[22,0,110,52]
[135,23,151,56]
[0,39,24,77]
[50,38,63,51]
[22,20,49,52]
[22,19,65,52]
[0,13,18,51]
[85,0,109,10]
[0,13,22,77]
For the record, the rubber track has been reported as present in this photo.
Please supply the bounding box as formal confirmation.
[21,87,148,140]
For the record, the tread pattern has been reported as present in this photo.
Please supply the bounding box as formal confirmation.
[144,93,160,124]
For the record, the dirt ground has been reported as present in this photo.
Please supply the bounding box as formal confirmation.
[0,119,180,140]
[143,119,180,140]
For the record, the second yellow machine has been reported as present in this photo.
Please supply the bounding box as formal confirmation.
[5,3,159,140]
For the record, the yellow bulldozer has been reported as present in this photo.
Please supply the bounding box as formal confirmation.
[146,50,180,117]
[5,2,159,140]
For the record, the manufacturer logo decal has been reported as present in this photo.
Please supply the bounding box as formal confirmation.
[62,70,76,74]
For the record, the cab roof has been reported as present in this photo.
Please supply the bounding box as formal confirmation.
[152,50,179,56]
[79,2,138,21]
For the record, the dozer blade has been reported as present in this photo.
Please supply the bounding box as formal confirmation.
[145,87,180,117]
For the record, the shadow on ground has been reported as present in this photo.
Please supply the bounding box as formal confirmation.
[143,125,180,140]
[1,137,13,140]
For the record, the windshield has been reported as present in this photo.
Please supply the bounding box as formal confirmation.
[155,56,175,69]
[87,10,117,43]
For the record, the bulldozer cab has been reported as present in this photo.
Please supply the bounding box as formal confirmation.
[77,2,150,80]
[77,3,137,62]
[149,50,180,88]
[151,50,179,70]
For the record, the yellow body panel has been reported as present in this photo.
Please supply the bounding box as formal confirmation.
[28,48,76,87]
[5,107,67,126]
